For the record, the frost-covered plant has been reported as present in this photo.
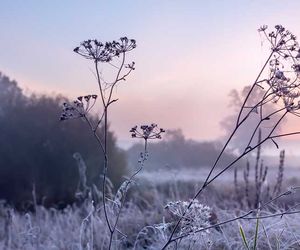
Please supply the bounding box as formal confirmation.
[2,194,300,249]
[165,200,211,235]
[114,124,165,209]
[60,36,166,249]
[133,200,212,249]
[106,124,164,248]
[60,37,137,249]
[73,152,90,202]
[129,123,165,161]
[162,24,300,249]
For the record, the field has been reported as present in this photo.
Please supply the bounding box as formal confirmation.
[1,166,300,250]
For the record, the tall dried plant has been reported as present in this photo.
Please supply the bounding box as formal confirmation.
[234,129,285,209]
[61,38,137,248]
[162,24,300,249]
[60,37,165,249]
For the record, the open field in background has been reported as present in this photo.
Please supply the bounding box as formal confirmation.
[138,167,300,185]
[136,167,300,210]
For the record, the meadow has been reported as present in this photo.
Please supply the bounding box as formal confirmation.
[2,24,300,250]
[1,166,300,249]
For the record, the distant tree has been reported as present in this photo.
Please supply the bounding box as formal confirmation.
[0,73,24,116]
[220,86,285,153]
[0,72,127,209]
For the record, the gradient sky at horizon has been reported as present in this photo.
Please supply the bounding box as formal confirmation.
[1,0,300,153]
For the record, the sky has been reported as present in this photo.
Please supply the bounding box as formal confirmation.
[1,0,300,153]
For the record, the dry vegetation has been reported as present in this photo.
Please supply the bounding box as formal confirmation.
[1,176,300,249]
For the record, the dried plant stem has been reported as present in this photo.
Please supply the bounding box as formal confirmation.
[64,37,137,250]
[163,111,288,248]
[236,52,274,127]
[85,53,132,248]
[162,30,299,245]
[109,139,148,247]
[162,52,278,249]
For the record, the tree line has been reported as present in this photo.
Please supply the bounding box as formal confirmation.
[0,72,127,209]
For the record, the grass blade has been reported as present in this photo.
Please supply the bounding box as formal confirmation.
[239,225,250,250]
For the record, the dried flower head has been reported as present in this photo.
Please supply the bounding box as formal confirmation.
[258,25,268,32]
[113,37,136,55]
[259,25,300,114]
[125,61,136,70]
[73,40,115,62]
[259,24,299,54]
[130,123,165,140]
[73,37,136,62]
[60,94,97,121]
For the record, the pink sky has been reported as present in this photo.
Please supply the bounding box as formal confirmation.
[1,1,300,152]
